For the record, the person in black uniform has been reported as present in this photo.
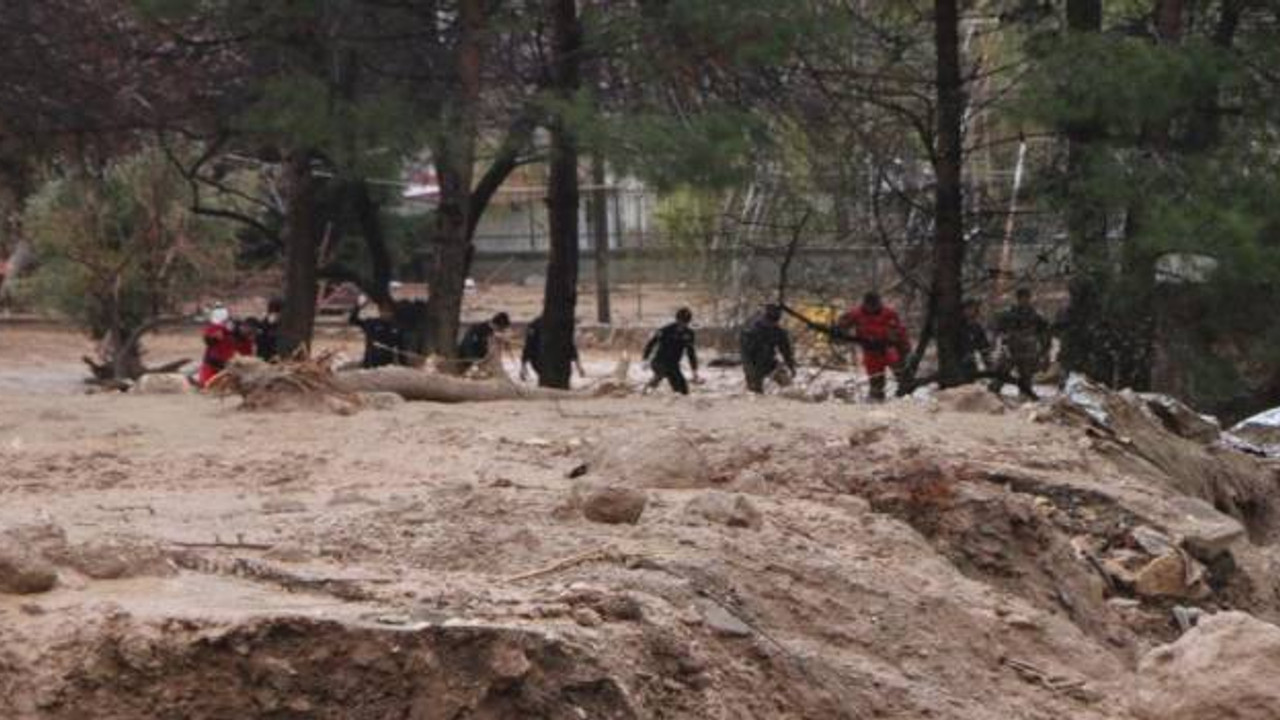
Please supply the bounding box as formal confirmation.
[643,307,698,395]
[457,312,511,373]
[519,315,585,382]
[244,297,283,362]
[349,298,403,368]
[739,304,797,393]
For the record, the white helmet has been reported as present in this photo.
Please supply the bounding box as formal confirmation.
[210,306,231,326]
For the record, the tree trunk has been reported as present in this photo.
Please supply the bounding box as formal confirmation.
[423,198,471,358]
[422,0,483,358]
[538,0,583,389]
[1185,0,1240,151]
[930,0,967,388]
[352,179,393,305]
[591,154,612,325]
[1060,0,1106,379]
[279,149,320,357]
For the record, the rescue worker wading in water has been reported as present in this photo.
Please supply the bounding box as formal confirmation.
[739,304,797,394]
[643,307,699,395]
[837,292,910,402]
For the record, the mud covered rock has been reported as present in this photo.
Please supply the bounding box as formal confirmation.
[1132,552,1208,600]
[935,385,1005,415]
[683,491,763,530]
[3,522,69,555]
[588,430,711,489]
[0,536,57,594]
[697,600,753,638]
[1134,611,1280,720]
[1165,496,1245,558]
[55,539,175,580]
[133,373,192,395]
[582,486,647,525]
[1137,392,1220,444]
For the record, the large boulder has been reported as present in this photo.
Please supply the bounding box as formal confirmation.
[587,430,711,489]
[1134,611,1280,720]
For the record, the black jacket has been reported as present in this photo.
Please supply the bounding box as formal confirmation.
[740,316,796,371]
[458,322,496,361]
[644,322,697,370]
[349,307,403,368]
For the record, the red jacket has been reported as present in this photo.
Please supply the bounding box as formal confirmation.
[197,323,253,386]
[838,305,909,354]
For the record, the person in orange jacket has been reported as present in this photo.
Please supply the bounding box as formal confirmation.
[837,292,910,401]
[196,305,254,388]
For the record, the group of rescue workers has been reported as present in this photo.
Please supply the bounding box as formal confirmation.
[196,287,1052,401]
[734,287,1049,401]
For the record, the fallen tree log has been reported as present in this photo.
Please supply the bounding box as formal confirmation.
[209,356,600,409]
[334,367,576,403]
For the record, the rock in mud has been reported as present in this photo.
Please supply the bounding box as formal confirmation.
[488,641,532,680]
[57,539,174,580]
[2,522,69,555]
[582,486,647,525]
[589,430,710,489]
[1137,392,1220,443]
[1132,552,1207,600]
[598,593,644,622]
[1131,526,1175,556]
[683,491,763,530]
[572,607,603,627]
[697,600,753,638]
[1164,496,1245,558]
[1134,611,1280,720]
[731,468,770,495]
[133,373,192,395]
[935,385,1005,415]
[0,537,57,594]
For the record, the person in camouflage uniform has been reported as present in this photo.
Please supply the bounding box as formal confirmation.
[989,288,1050,400]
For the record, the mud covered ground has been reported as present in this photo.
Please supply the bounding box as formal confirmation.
[2,328,1280,719]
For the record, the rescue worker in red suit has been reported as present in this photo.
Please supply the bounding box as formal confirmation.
[837,292,909,401]
[197,305,254,387]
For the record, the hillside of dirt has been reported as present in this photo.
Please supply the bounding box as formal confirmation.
[2,343,1280,718]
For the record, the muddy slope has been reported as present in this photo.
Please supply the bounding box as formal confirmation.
[1,384,1277,719]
